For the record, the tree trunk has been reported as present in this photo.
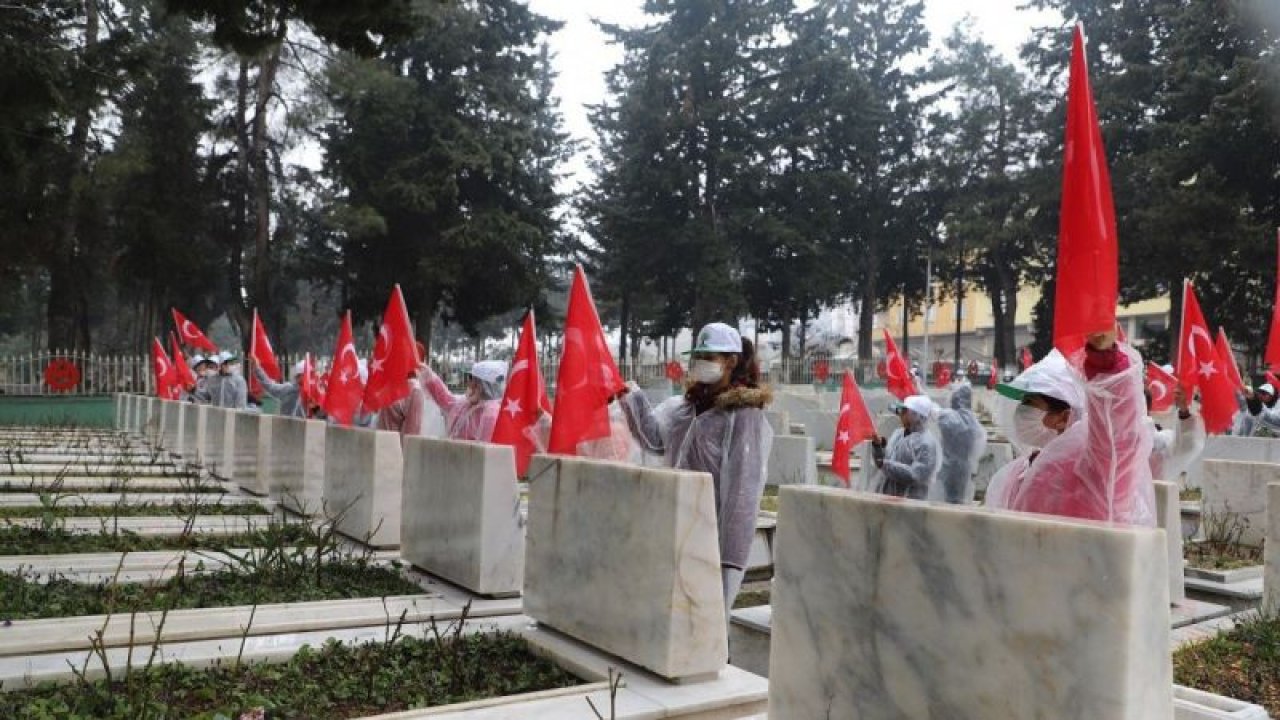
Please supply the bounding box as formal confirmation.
[780,312,792,360]
[1002,285,1018,365]
[857,271,877,379]
[226,59,253,345]
[250,43,283,314]
[1167,275,1182,363]
[618,291,630,363]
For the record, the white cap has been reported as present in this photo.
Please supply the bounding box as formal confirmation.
[691,322,742,354]
[293,360,306,377]
[893,395,936,419]
[1161,364,1175,375]
[1260,383,1275,396]
[997,349,1085,411]
[468,360,507,385]
[191,355,206,366]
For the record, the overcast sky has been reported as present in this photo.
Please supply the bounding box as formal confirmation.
[524,0,1062,190]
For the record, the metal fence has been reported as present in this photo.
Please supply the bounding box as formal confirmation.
[0,352,153,396]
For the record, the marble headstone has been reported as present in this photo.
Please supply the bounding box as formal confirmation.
[524,455,727,681]
[114,394,126,431]
[767,435,817,486]
[202,407,232,480]
[181,403,207,465]
[767,487,1172,720]
[323,425,403,548]
[401,437,524,596]
[259,416,325,512]
[764,410,790,436]
[1266,483,1280,614]
[164,401,186,455]
[1154,480,1186,604]
[232,411,271,495]
[1186,436,1280,489]
[1200,459,1277,547]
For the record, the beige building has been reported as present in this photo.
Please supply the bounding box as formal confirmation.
[875,283,1171,366]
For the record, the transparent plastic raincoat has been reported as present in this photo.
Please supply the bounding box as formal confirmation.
[933,385,986,504]
[421,367,502,442]
[986,344,1155,526]
[1148,414,1204,482]
[874,407,940,500]
[620,383,774,575]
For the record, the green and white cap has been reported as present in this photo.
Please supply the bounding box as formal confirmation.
[691,323,742,354]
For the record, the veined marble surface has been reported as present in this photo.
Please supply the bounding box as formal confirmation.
[1201,460,1277,546]
[323,425,403,547]
[1155,480,1186,604]
[767,435,817,486]
[264,416,326,514]
[1186,435,1280,489]
[232,410,269,494]
[767,486,1172,720]
[401,437,524,596]
[524,454,727,681]
[1266,483,1279,614]
[202,407,230,479]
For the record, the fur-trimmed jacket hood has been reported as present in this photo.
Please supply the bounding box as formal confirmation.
[712,384,773,411]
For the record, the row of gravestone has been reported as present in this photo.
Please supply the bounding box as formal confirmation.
[117,393,1272,717]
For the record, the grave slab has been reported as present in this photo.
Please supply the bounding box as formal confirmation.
[182,402,208,465]
[1156,480,1187,604]
[1187,436,1280,488]
[1267,483,1279,613]
[766,487,1172,720]
[1200,459,1276,546]
[232,411,271,495]
[766,435,817,486]
[323,425,403,547]
[202,407,233,480]
[1,514,279,536]
[401,437,524,597]
[265,416,326,514]
[161,400,185,454]
[524,455,727,682]
[0,477,216,493]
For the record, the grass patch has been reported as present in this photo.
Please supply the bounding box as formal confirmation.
[0,481,222,494]
[0,502,269,519]
[1180,487,1202,502]
[0,523,309,555]
[1,561,422,620]
[733,586,771,609]
[1174,613,1280,715]
[0,632,581,719]
[1185,541,1263,571]
[759,486,779,514]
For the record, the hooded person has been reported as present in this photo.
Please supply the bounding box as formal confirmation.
[252,359,306,418]
[617,322,773,610]
[1147,382,1205,482]
[418,359,505,442]
[933,384,987,504]
[1245,382,1280,435]
[871,394,941,500]
[210,352,248,410]
[985,333,1155,526]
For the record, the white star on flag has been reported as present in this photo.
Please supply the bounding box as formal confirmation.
[1198,361,1218,379]
[837,431,850,445]
[504,398,522,418]
[369,357,384,373]
[338,370,351,383]
[839,403,850,416]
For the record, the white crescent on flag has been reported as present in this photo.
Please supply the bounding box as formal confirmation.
[154,356,169,377]
[339,343,359,370]
[885,355,905,381]
[510,359,530,378]
[1150,379,1168,402]
[181,320,198,341]
[1187,326,1214,361]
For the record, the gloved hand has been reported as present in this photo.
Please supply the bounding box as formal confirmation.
[871,439,886,468]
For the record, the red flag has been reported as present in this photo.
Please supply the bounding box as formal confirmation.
[882,329,914,401]
[298,353,322,415]
[1176,281,1236,433]
[1215,328,1245,391]
[363,285,419,413]
[548,266,626,454]
[171,308,218,353]
[988,360,1000,390]
[492,312,553,476]
[323,311,364,426]
[934,364,952,389]
[831,371,876,486]
[1268,371,1280,390]
[1146,362,1177,413]
[248,310,281,398]
[169,333,196,391]
[1266,230,1280,369]
[1020,347,1034,370]
[150,337,180,400]
[1053,24,1119,354]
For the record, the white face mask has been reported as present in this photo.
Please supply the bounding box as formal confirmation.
[1013,404,1060,449]
[690,359,725,385]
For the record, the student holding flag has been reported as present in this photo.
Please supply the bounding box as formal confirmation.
[870,395,940,500]
[419,360,506,441]
[1146,382,1205,483]
[251,358,307,418]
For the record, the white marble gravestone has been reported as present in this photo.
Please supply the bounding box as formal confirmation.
[181,403,207,465]
[114,394,126,431]
[1186,436,1280,488]
[1154,480,1186,604]
[1267,483,1280,614]
[797,410,838,451]
[401,437,524,596]
[202,407,234,480]
[263,416,326,513]
[1200,459,1278,547]
[974,441,1015,494]
[764,410,790,436]
[767,435,817,486]
[524,455,727,681]
[162,400,185,455]
[766,487,1172,720]
[232,411,270,495]
[323,425,403,547]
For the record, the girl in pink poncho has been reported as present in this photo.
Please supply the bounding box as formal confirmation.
[986,333,1156,526]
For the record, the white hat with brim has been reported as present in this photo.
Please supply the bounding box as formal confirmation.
[890,395,936,419]
[995,349,1084,411]
[690,322,742,354]
[1260,383,1276,397]
[468,360,507,385]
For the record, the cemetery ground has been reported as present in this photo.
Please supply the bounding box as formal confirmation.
[1,392,1278,718]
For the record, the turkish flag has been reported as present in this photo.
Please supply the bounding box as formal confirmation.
[492,312,553,476]
[1053,24,1119,354]
[1215,328,1245,391]
[988,360,1000,390]
[934,364,952,389]
[831,371,876,487]
[882,329,914,401]
[323,310,364,426]
[298,353,322,415]
[169,333,196,391]
[1268,370,1280,390]
[248,309,282,398]
[1176,281,1236,433]
[363,285,419,413]
[151,337,180,399]
[1265,231,1280,369]
[1146,362,1177,413]
[1021,347,1034,370]
[171,309,218,353]
[548,266,626,454]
